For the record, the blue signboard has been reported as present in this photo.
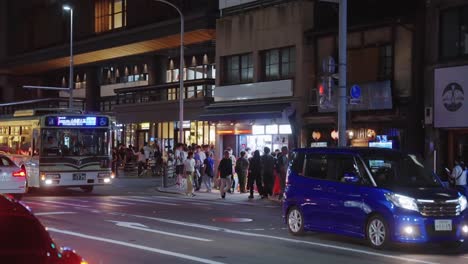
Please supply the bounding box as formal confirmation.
[45,116,109,127]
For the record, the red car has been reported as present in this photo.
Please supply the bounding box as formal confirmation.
[0,195,87,264]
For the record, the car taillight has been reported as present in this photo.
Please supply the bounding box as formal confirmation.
[12,169,26,177]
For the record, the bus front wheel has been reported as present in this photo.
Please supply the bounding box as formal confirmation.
[80,186,94,193]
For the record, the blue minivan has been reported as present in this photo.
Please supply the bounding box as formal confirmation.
[283,148,468,249]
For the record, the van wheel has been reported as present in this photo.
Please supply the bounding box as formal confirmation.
[80,186,94,193]
[366,215,389,249]
[287,207,305,236]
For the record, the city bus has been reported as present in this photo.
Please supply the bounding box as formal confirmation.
[0,109,113,193]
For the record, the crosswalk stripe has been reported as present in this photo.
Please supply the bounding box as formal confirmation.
[114,197,178,206]
[145,196,234,206]
[39,200,90,208]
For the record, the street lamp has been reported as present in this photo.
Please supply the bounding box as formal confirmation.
[63,5,74,110]
[153,0,184,144]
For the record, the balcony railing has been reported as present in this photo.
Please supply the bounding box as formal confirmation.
[115,79,215,105]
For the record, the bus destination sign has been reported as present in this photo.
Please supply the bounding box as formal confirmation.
[46,116,109,127]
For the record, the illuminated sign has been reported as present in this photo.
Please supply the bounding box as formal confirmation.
[311,142,328,148]
[45,116,109,127]
[252,125,265,135]
[279,124,292,134]
[265,125,278,135]
[369,141,393,149]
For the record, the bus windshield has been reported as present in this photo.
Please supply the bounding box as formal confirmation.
[41,128,109,157]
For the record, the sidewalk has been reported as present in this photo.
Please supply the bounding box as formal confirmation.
[157,184,282,204]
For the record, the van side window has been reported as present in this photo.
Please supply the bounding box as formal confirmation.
[304,154,327,179]
[327,154,360,182]
[290,152,305,175]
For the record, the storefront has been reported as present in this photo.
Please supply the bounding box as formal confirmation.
[434,65,468,168]
[308,127,402,150]
[120,120,216,152]
[215,122,293,156]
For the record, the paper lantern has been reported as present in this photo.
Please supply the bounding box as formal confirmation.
[331,130,338,140]
[312,131,321,141]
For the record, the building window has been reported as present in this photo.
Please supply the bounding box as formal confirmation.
[166,64,215,83]
[262,47,295,81]
[378,45,393,80]
[223,53,253,84]
[440,6,468,59]
[95,0,127,33]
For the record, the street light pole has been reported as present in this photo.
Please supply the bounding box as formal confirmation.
[153,0,184,144]
[338,0,347,147]
[63,6,74,110]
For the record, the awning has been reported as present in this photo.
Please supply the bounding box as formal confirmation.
[199,102,291,121]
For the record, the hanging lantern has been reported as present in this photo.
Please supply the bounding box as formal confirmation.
[312,131,321,141]
[331,130,339,140]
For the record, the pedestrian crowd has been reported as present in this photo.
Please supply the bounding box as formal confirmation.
[112,142,164,177]
[172,143,289,200]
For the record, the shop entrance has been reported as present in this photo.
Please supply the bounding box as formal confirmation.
[448,130,468,167]
[136,130,149,149]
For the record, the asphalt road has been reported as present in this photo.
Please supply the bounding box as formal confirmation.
[20,178,468,264]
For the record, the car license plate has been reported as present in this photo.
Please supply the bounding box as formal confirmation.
[434,219,452,231]
[72,173,86,181]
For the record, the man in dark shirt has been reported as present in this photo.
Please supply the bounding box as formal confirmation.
[218,150,233,199]
[261,147,275,198]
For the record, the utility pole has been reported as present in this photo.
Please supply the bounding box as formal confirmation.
[338,0,348,147]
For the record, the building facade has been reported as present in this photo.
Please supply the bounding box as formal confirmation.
[0,0,218,151]
[304,0,423,153]
[424,0,468,173]
[206,0,314,157]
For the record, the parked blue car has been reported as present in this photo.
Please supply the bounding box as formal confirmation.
[283,148,468,249]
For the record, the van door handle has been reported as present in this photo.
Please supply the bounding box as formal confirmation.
[327,187,336,193]
[312,185,322,191]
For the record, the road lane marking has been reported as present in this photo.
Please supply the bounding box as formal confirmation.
[146,196,234,206]
[110,200,136,205]
[95,202,124,207]
[47,228,225,264]
[35,212,77,216]
[22,201,64,208]
[114,197,178,206]
[38,200,90,208]
[125,214,440,264]
[108,220,212,242]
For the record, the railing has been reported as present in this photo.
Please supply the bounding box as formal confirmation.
[116,82,215,105]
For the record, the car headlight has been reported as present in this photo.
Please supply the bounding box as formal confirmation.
[385,193,418,212]
[459,195,467,212]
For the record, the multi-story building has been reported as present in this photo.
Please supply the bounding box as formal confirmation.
[305,0,423,153]
[424,0,468,173]
[0,0,217,151]
[209,0,423,157]
[205,0,314,156]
